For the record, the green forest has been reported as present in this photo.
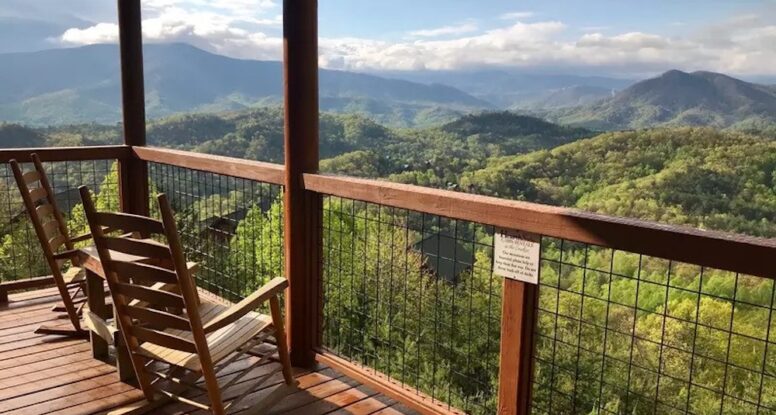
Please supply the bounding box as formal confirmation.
[0,109,774,414]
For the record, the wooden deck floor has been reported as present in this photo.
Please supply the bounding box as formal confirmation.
[0,287,416,415]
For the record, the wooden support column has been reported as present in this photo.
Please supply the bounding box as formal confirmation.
[283,0,320,367]
[497,280,538,415]
[117,0,149,216]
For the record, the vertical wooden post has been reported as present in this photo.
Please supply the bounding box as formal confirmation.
[498,280,538,415]
[283,0,320,367]
[86,271,109,360]
[117,0,149,216]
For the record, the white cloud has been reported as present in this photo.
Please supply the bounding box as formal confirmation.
[317,13,776,76]
[500,11,535,20]
[56,3,776,76]
[62,23,119,44]
[60,1,283,60]
[407,22,478,38]
[320,21,568,71]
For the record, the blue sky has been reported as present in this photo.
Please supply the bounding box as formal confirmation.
[320,0,763,40]
[1,0,775,77]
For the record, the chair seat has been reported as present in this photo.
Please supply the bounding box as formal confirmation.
[136,300,272,371]
[62,266,85,284]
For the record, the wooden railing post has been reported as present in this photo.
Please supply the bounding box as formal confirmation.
[283,0,320,367]
[117,0,149,216]
[498,280,538,415]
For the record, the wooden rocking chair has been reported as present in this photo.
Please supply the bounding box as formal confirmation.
[80,187,296,414]
[9,154,90,337]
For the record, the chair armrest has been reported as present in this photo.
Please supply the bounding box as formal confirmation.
[69,232,92,244]
[203,277,288,333]
[52,249,80,261]
[69,226,123,244]
[129,282,180,307]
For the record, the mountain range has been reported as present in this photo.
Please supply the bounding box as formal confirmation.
[546,70,776,130]
[1,43,776,132]
[375,69,631,109]
[3,108,772,238]
[0,43,489,127]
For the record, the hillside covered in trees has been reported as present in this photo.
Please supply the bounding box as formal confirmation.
[2,108,774,238]
[461,127,776,237]
[1,108,775,414]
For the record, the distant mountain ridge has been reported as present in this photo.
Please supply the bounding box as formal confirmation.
[549,70,776,130]
[531,85,614,109]
[0,43,489,126]
[375,69,633,109]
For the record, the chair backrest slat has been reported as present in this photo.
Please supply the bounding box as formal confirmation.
[10,154,80,332]
[131,326,198,353]
[48,234,67,252]
[36,203,54,218]
[124,305,192,331]
[114,282,186,308]
[111,261,179,285]
[22,170,41,185]
[42,219,61,240]
[28,187,48,203]
[11,156,74,257]
[93,212,164,237]
[101,237,172,260]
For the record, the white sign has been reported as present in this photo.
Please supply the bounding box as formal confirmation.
[493,229,541,284]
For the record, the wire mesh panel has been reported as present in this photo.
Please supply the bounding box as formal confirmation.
[0,159,118,282]
[148,162,284,303]
[532,238,776,415]
[320,195,503,414]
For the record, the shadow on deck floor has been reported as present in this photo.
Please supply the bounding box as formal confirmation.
[0,287,418,415]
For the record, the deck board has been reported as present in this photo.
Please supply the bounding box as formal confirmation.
[0,288,419,415]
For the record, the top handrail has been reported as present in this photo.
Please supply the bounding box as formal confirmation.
[133,147,285,185]
[0,145,772,279]
[302,173,776,280]
[0,145,130,163]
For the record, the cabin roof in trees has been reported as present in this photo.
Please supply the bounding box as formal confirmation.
[197,196,274,238]
[412,233,474,282]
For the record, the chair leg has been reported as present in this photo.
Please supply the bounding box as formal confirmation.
[52,281,86,312]
[35,325,88,338]
[114,328,137,385]
[269,296,294,385]
[52,298,86,312]
[202,367,226,415]
[47,280,84,335]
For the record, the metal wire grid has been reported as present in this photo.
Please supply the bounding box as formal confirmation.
[320,196,503,414]
[148,162,284,303]
[532,238,776,415]
[0,159,118,281]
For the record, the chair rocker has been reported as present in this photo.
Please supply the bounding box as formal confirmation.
[80,187,296,415]
[10,154,91,337]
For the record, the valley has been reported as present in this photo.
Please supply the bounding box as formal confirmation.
[2,107,773,239]
[0,43,774,240]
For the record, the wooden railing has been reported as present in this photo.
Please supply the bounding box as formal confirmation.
[0,145,130,163]
[1,145,774,415]
[302,173,776,280]
[130,147,776,415]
